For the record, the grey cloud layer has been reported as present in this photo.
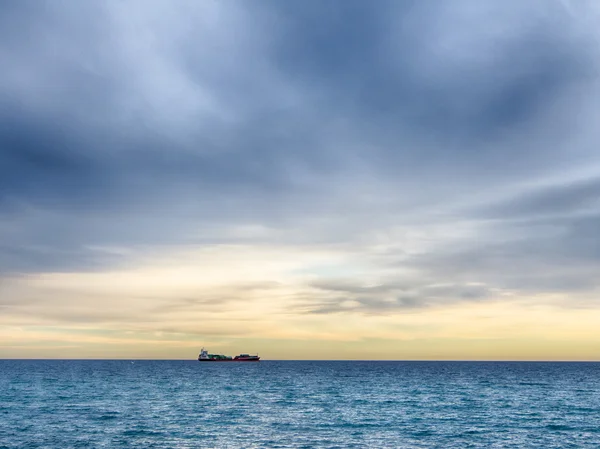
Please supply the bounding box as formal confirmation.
[2,0,600,314]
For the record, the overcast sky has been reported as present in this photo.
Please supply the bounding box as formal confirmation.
[2,0,600,359]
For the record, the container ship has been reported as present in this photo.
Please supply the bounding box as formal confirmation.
[197,347,260,362]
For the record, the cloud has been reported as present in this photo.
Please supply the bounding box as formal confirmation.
[304,279,496,314]
[2,0,600,355]
[474,176,600,221]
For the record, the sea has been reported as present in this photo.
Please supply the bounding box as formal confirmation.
[1,360,599,448]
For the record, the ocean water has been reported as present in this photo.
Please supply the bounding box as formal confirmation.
[1,361,599,448]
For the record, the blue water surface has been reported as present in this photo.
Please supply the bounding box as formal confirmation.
[1,360,599,448]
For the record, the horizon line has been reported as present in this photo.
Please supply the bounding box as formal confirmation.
[2,358,600,362]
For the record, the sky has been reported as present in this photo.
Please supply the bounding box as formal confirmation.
[1,0,600,360]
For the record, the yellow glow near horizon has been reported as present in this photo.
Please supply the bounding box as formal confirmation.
[1,244,600,360]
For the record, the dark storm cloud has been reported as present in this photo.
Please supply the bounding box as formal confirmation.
[2,0,594,208]
[1,0,600,314]
[0,108,103,206]
[269,0,595,144]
